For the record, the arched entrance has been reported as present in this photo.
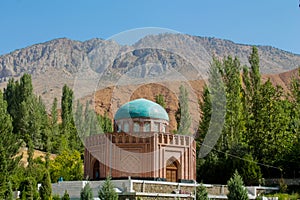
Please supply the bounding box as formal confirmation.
[93,160,100,180]
[166,159,179,182]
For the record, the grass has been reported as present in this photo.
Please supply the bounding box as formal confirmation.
[264,193,300,200]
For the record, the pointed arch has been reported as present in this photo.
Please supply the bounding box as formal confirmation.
[166,157,180,182]
[92,159,100,180]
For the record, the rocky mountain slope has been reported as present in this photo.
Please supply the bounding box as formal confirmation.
[1,34,299,80]
[0,33,299,112]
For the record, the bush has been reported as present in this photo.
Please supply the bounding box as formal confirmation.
[265,193,300,200]
[196,183,209,200]
[52,194,60,200]
[61,190,70,200]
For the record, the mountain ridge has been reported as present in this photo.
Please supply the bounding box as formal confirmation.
[0,33,299,109]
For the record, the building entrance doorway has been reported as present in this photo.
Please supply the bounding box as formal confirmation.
[166,160,178,182]
[93,160,100,180]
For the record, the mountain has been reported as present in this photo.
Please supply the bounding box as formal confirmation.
[0,34,299,109]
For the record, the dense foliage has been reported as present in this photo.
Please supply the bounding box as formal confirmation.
[0,75,113,198]
[197,47,300,185]
[0,46,300,198]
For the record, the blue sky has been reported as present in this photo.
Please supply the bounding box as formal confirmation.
[0,0,299,55]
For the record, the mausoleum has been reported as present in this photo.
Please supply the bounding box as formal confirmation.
[84,98,196,182]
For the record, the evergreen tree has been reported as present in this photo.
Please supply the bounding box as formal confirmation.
[243,47,262,155]
[61,190,70,200]
[60,85,74,151]
[155,94,166,109]
[227,171,249,200]
[52,194,60,200]
[4,74,50,151]
[80,182,93,200]
[60,85,81,151]
[198,86,211,144]
[0,91,21,199]
[39,171,52,200]
[177,85,191,135]
[196,183,209,200]
[97,113,113,133]
[50,98,60,153]
[19,177,39,200]
[198,57,226,158]
[221,57,245,149]
[75,100,84,139]
[3,78,20,133]
[98,176,118,200]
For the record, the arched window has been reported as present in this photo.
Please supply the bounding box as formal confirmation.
[153,122,159,132]
[123,122,129,132]
[117,123,122,132]
[143,122,150,132]
[133,122,140,132]
[161,124,166,133]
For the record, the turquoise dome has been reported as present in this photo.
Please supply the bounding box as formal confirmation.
[114,98,169,121]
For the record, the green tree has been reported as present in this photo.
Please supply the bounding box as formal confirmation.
[196,183,209,200]
[248,80,293,166]
[75,100,84,139]
[61,190,70,200]
[176,85,191,135]
[227,171,249,200]
[19,177,39,200]
[3,78,20,133]
[227,145,262,185]
[39,171,52,200]
[49,150,83,182]
[0,91,21,199]
[61,85,82,151]
[98,176,118,200]
[155,94,166,109]
[50,98,60,153]
[80,182,93,200]
[52,194,60,200]
[197,86,211,144]
[3,74,50,151]
[97,113,113,133]
[220,57,245,149]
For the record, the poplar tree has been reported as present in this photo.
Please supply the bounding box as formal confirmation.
[155,94,166,109]
[50,98,60,153]
[177,85,191,135]
[198,86,211,144]
[60,84,80,151]
[222,57,245,148]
